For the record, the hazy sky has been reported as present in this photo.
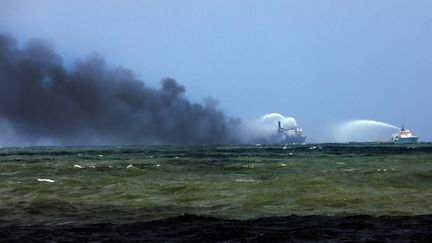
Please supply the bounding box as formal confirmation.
[1,0,431,142]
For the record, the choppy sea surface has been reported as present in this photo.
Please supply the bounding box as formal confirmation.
[1,144,432,241]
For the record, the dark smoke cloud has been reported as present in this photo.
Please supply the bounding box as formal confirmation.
[0,34,242,145]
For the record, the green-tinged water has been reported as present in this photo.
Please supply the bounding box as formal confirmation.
[1,144,432,226]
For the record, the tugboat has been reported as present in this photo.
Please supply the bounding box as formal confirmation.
[278,121,306,144]
[391,125,418,144]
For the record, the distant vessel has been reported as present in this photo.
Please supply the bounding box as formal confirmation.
[278,121,306,144]
[391,125,418,144]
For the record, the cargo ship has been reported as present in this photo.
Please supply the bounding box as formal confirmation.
[391,125,418,144]
[278,121,306,144]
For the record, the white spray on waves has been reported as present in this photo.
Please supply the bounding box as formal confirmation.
[334,119,400,142]
[241,113,298,144]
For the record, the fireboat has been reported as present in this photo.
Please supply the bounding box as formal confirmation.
[391,125,418,144]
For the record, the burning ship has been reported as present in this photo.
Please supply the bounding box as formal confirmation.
[391,125,418,144]
[278,121,306,144]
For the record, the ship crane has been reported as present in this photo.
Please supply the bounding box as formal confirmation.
[278,121,298,132]
[278,121,289,132]
[277,121,306,144]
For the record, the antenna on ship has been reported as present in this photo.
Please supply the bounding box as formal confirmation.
[401,124,405,131]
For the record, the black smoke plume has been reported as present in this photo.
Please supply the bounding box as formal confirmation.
[0,34,242,145]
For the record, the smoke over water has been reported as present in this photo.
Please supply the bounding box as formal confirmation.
[334,119,400,142]
[0,34,244,146]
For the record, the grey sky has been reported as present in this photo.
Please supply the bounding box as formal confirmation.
[1,0,431,142]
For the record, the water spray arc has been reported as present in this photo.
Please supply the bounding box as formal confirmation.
[334,119,400,143]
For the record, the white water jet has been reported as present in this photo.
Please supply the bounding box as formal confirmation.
[259,113,297,129]
[334,119,400,142]
[241,113,298,144]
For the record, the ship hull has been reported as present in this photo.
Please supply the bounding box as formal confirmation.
[393,137,418,144]
[282,136,306,144]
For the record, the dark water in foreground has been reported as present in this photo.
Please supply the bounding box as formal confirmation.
[1,144,432,241]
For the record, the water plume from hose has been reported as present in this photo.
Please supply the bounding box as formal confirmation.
[334,119,400,142]
[241,113,298,144]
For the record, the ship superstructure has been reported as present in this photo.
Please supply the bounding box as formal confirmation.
[391,125,418,144]
[278,121,306,144]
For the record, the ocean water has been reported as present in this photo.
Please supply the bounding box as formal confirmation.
[1,144,432,241]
